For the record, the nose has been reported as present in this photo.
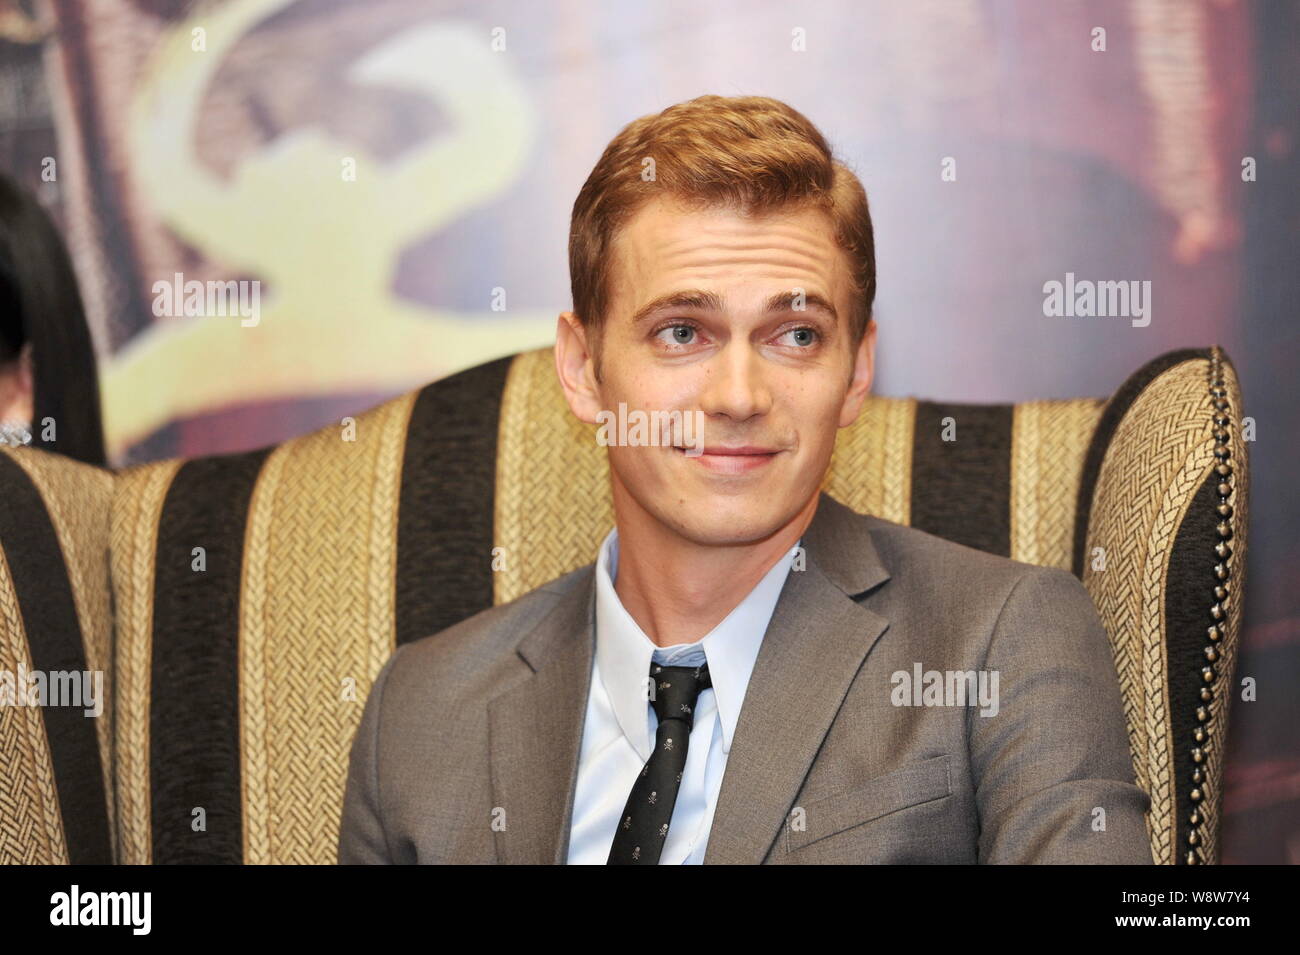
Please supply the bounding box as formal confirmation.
[697,342,772,423]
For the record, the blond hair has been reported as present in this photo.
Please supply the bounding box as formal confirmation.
[568,94,875,370]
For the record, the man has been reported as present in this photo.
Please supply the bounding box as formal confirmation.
[338,94,1153,864]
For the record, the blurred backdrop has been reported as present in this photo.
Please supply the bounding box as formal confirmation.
[0,0,1295,862]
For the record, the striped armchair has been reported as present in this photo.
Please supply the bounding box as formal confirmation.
[0,344,1248,865]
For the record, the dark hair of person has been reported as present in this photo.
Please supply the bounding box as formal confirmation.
[0,170,107,467]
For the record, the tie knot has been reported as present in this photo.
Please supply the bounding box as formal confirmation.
[648,661,711,730]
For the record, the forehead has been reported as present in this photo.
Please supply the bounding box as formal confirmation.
[608,196,851,313]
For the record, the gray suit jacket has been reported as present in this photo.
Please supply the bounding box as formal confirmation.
[339,492,1153,864]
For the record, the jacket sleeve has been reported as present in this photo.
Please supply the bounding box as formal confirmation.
[969,566,1154,864]
[338,644,407,864]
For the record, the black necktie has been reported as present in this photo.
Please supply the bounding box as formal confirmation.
[607,661,712,865]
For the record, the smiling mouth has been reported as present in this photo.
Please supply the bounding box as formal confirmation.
[673,445,780,473]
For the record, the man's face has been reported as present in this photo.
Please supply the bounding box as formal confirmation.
[558,196,875,547]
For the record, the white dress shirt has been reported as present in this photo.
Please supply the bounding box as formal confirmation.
[565,527,799,864]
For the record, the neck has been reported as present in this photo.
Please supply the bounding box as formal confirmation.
[610,486,818,647]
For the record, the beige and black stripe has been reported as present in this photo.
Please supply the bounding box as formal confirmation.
[97,343,1243,867]
[492,348,1104,596]
[1073,347,1248,864]
[397,355,511,642]
[0,448,113,864]
[910,403,1014,556]
[111,358,512,863]
[1072,348,1207,577]
[146,450,272,864]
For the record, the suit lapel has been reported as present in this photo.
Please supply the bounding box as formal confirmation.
[487,569,596,864]
[485,492,892,866]
[704,493,893,864]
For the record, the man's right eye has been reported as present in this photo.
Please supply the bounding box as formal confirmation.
[655,323,698,346]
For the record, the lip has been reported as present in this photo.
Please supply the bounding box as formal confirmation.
[700,446,776,455]
[674,445,779,474]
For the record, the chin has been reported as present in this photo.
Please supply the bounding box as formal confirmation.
[652,489,800,547]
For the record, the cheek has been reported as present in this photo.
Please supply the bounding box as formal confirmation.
[788,382,847,433]
[606,444,673,496]
[783,398,847,467]
[606,371,699,417]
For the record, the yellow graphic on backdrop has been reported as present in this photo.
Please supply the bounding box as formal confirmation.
[108,0,554,457]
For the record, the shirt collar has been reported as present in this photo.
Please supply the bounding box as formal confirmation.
[594,526,798,762]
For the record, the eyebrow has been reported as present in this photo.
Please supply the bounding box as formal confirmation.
[630,288,839,327]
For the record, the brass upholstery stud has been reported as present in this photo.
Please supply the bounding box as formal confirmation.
[1185,346,1238,865]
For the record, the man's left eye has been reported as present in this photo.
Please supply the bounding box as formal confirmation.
[778,327,818,347]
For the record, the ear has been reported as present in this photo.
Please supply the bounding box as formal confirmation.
[0,342,35,424]
[554,311,604,425]
[837,318,876,429]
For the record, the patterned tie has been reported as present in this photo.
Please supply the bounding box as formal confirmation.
[607,661,712,865]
